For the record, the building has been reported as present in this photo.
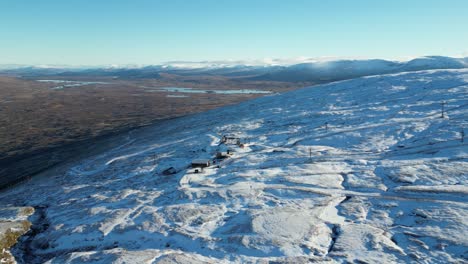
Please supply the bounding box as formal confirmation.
[216,151,232,159]
[221,135,241,145]
[191,159,211,168]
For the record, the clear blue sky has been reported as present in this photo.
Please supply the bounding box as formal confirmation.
[1,0,467,65]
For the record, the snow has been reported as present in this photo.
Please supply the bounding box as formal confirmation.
[161,56,468,69]
[0,69,467,263]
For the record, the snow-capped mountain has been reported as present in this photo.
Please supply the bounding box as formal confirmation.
[402,56,468,71]
[251,56,468,82]
[1,68,467,263]
[2,56,467,84]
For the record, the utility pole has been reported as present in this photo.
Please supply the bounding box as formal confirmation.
[441,101,447,118]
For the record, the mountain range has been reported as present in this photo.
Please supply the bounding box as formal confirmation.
[1,56,467,84]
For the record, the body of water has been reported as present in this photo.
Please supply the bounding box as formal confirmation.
[37,80,110,90]
[145,86,272,95]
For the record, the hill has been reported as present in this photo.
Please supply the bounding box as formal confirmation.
[0,69,467,263]
[2,56,467,83]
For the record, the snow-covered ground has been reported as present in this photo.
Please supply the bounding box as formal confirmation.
[1,69,467,263]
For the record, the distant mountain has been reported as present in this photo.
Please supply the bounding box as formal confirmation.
[0,66,76,76]
[1,56,467,83]
[249,56,468,82]
[250,59,396,82]
[402,56,467,71]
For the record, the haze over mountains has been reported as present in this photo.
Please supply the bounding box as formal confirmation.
[2,56,468,84]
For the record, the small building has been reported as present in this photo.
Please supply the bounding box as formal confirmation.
[191,159,211,168]
[216,151,232,159]
[221,135,241,145]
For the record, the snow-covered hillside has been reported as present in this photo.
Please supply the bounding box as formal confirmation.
[252,56,468,82]
[1,69,467,263]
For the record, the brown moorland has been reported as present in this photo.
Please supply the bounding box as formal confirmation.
[0,75,311,188]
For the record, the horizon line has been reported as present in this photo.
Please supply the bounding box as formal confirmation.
[1,54,467,70]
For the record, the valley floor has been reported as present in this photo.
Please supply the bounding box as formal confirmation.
[0,69,467,263]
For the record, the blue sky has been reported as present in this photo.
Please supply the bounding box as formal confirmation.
[1,0,467,65]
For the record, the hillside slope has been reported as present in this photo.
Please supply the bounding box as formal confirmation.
[1,69,467,263]
[252,56,468,82]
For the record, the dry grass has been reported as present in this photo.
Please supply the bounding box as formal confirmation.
[0,220,31,264]
[0,76,308,187]
[0,76,300,159]
[20,207,35,217]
